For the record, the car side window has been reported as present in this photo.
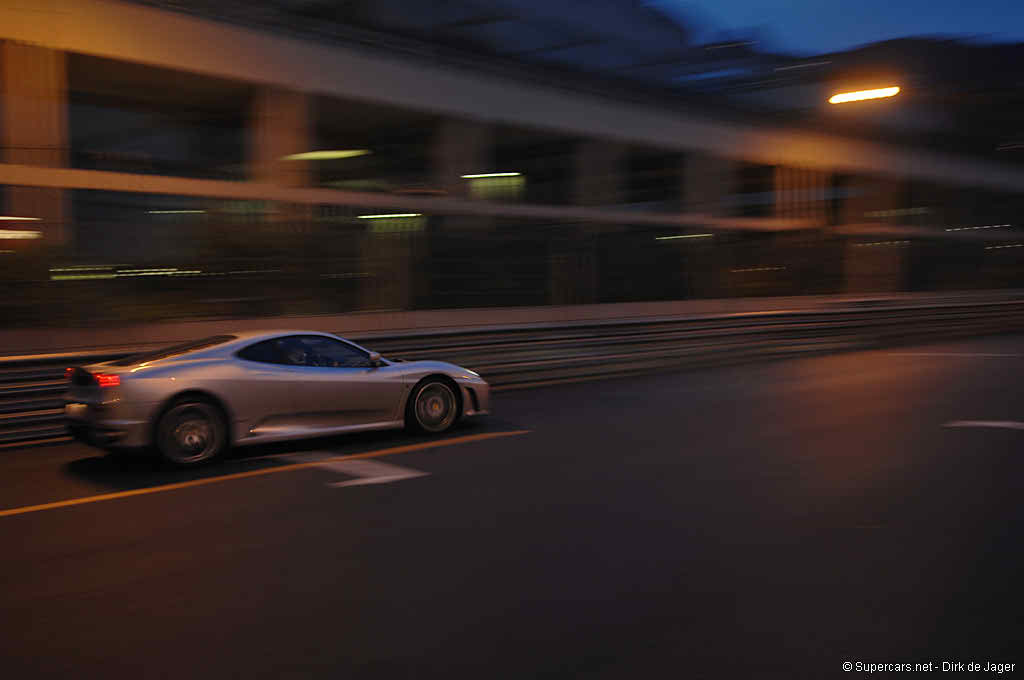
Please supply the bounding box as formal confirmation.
[237,339,288,364]
[273,336,312,366]
[293,335,373,368]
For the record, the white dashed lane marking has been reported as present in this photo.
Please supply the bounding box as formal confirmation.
[284,452,430,487]
[944,420,1024,430]
[327,460,430,487]
[0,430,531,518]
[887,353,1024,358]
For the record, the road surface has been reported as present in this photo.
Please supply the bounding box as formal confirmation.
[1,335,1022,678]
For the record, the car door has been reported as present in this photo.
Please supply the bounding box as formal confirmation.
[232,336,310,436]
[282,335,405,429]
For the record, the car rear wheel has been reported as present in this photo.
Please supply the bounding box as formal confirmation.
[407,379,459,434]
[156,399,227,466]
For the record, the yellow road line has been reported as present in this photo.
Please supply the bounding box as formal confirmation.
[0,430,530,518]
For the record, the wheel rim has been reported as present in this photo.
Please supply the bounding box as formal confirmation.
[161,404,221,464]
[415,383,456,433]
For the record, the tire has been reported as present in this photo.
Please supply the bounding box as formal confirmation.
[156,398,228,466]
[406,379,460,434]
[104,448,140,461]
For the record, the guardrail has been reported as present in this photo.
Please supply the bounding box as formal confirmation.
[3,298,1024,449]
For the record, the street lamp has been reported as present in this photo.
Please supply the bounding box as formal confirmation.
[828,86,900,104]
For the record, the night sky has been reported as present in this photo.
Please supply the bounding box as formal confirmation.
[651,0,1024,55]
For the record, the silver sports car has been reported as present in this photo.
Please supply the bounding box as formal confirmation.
[64,331,491,465]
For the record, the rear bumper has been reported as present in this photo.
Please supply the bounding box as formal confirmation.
[64,402,150,448]
[66,420,126,447]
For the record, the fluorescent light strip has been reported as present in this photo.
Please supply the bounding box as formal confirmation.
[356,213,422,219]
[0,216,41,221]
[118,268,178,273]
[51,266,113,272]
[945,224,1010,232]
[51,273,114,280]
[0,229,42,239]
[282,150,372,161]
[148,209,206,214]
[51,269,204,281]
[655,233,714,240]
[461,172,522,179]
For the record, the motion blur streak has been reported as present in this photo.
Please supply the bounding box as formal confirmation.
[655,233,714,240]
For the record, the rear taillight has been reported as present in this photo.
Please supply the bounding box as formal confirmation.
[64,367,74,380]
[94,373,121,388]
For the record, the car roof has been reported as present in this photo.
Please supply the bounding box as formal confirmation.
[100,331,365,370]
[227,330,343,343]
[219,331,375,358]
[223,330,376,353]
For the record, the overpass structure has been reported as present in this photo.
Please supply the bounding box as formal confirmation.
[1,0,1023,320]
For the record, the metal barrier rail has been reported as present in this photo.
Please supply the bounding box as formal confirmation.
[3,299,1024,449]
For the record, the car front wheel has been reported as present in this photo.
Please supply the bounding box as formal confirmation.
[407,379,459,434]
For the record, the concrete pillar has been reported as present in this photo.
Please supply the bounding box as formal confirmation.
[772,166,794,291]
[1,42,69,246]
[943,186,974,228]
[773,167,836,294]
[680,153,736,297]
[358,229,420,311]
[774,166,828,223]
[774,166,789,221]
[574,141,625,206]
[776,166,831,225]
[247,86,313,240]
[245,87,324,307]
[814,170,829,225]
[548,227,598,305]
[249,87,310,187]
[842,177,908,293]
[428,121,495,311]
[798,168,810,220]
[682,152,734,216]
[548,140,623,305]
[432,118,492,199]
[777,166,833,225]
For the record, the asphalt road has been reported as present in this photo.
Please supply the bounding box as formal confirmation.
[1,335,1023,679]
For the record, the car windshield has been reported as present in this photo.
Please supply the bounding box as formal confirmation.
[107,335,238,366]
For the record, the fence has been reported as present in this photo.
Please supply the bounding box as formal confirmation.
[3,296,1024,449]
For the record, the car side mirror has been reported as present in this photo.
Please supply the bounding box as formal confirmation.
[368,351,382,367]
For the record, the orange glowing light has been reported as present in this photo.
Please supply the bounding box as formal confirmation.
[828,86,900,104]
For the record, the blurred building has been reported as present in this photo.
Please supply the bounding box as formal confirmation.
[701,37,1024,163]
[1,0,1024,324]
